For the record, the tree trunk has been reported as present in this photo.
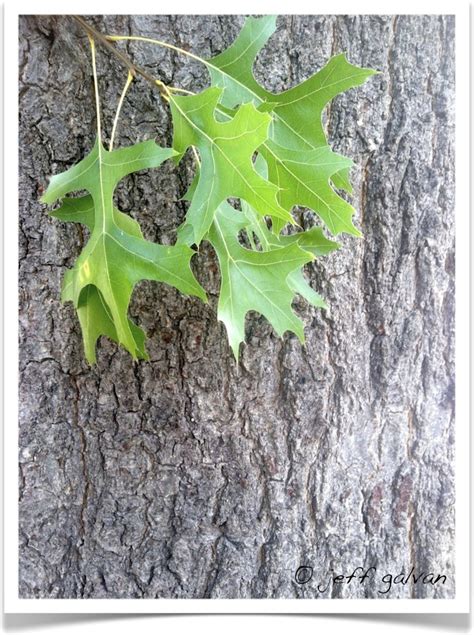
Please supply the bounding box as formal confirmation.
[18,14,455,599]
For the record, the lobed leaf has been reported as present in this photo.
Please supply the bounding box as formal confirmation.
[204,15,377,234]
[260,141,359,236]
[206,15,376,148]
[241,199,339,322]
[42,138,206,363]
[206,202,315,358]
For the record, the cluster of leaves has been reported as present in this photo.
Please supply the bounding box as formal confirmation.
[41,15,376,363]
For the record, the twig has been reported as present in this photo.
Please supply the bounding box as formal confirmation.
[72,16,170,98]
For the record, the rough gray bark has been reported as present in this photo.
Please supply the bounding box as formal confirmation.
[18,15,455,599]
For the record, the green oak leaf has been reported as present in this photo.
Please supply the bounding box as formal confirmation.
[260,140,358,236]
[241,194,340,312]
[47,194,151,362]
[205,16,277,109]
[76,284,148,363]
[49,193,144,239]
[206,201,318,359]
[206,15,376,150]
[169,86,293,245]
[50,195,149,362]
[41,138,206,363]
[204,15,376,230]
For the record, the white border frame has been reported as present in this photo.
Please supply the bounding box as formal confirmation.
[3,0,470,615]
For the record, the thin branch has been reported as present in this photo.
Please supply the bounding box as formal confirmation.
[73,16,170,99]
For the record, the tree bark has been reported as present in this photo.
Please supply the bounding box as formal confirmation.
[18,14,455,599]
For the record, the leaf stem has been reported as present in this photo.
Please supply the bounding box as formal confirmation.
[109,70,134,151]
[88,35,102,144]
[167,86,195,95]
[106,34,204,67]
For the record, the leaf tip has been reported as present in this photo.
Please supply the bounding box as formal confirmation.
[197,289,208,304]
[231,343,241,362]
[139,349,150,362]
[296,329,306,346]
[84,347,97,365]
[368,68,382,76]
[318,298,329,311]
[39,188,54,205]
